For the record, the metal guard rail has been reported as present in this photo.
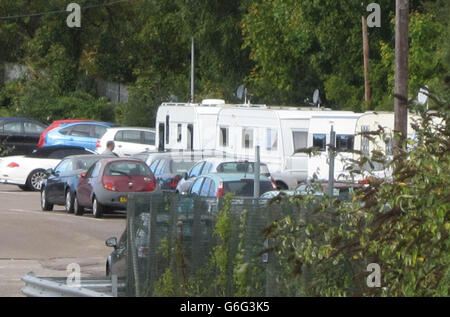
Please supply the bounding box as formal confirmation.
[21,272,122,297]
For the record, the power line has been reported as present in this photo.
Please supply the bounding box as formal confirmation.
[0,0,137,20]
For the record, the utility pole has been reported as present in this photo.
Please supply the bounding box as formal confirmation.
[394,0,409,147]
[190,37,195,103]
[362,16,371,104]
[328,123,336,198]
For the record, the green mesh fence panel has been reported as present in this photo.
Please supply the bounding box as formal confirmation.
[124,192,353,297]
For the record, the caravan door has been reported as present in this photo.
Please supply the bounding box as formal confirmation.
[158,123,165,151]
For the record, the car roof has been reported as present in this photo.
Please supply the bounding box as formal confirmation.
[33,146,95,154]
[200,173,271,182]
[105,126,155,132]
[198,157,268,165]
[52,121,116,129]
[96,157,148,164]
[62,154,111,160]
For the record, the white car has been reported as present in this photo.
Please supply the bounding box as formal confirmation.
[0,145,95,191]
[96,127,156,157]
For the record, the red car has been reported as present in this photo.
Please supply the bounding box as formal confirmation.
[37,119,98,148]
[74,158,157,218]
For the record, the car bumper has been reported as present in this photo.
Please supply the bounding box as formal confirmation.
[0,176,25,186]
[96,190,130,210]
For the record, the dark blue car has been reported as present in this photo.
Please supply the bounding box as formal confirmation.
[43,121,119,151]
[41,154,112,213]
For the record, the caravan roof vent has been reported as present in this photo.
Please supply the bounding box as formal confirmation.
[201,99,226,106]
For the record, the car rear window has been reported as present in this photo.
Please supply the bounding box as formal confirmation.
[75,157,101,170]
[223,180,273,197]
[104,161,151,176]
[171,161,197,173]
[217,162,270,176]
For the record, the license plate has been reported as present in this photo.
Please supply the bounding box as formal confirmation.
[120,196,128,203]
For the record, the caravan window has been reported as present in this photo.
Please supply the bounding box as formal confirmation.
[293,131,308,153]
[177,124,182,143]
[313,134,326,151]
[361,126,370,155]
[384,137,393,155]
[266,129,278,151]
[336,135,354,152]
[165,116,170,144]
[242,128,254,149]
[219,127,229,147]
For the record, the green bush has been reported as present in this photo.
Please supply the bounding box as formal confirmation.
[266,104,449,296]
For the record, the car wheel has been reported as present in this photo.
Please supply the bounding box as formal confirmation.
[74,194,84,216]
[65,190,74,214]
[41,188,53,211]
[27,169,47,191]
[92,197,104,219]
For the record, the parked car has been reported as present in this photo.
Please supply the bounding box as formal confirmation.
[40,154,113,213]
[146,154,199,190]
[43,121,119,151]
[295,182,362,201]
[0,145,96,191]
[96,127,156,156]
[185,173,277,198]
[176,158,272,194]
[106,213,150,279]
[74,158,157,218]
[0,117,47,156]
[37,119,98,148]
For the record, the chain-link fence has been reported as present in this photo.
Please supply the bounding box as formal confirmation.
[124,191,342,297]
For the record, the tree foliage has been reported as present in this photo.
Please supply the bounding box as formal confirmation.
[0,0,449,122]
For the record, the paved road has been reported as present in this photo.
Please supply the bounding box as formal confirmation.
[0,184,126,297]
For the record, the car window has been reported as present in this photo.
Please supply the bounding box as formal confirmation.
[201,162,214,174]
[200,178,212,197]
[75,157,101,170]
[149,159,160,173]
[47,148,91,159]
[171,161,196,174]
[48,149,70,159]
[55,159,70,174]
[190,178,204,196]
[104,161,151,176]
[223,180,273,197]
[3,121,22,134]
[59,126,71,135]
[115,130,141,143]
[24,122,45,134]
[188,162,204,178]
[143,131,155,145]
[92,126,107,139]
[86,162,101,178]
[69,124,92,137]
[87,162,101,178]
[155,160,167,175]
[208,179,217,197]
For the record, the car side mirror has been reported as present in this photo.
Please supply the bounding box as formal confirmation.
[105,237,117,249]
[182,172,188,180]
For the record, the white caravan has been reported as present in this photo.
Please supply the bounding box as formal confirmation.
[155,100,223,152]
[155,101,363,189]
[353,111,424,179]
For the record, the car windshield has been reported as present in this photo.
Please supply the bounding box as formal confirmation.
[217,162,270,176]
[75,157,101,170]
[223,179,273,197]
[104,161,151,176]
